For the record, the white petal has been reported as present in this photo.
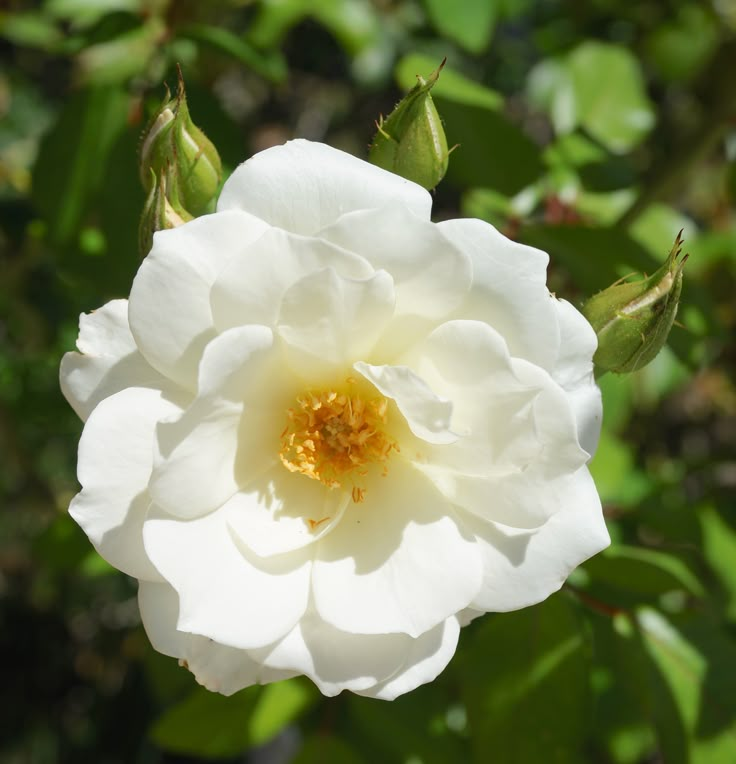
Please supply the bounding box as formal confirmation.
[138,582,295,696]
[312,462,482,638]
[319,204,471,319]
[254,613,415,697]
[148,326,286,520]
[69,387,182,581]
[217,139,432,233]
[210,228,374,333]
[439,218,560,370]
[278,268,395,378]
[143,505,311,649]
[354,361,456,445]
[408,320,588,529]
[60,300,174,421]
[462,466,610,612]
[227,466,351,557]
[550,298,602,457]
[357,616,461,701]
[128,210,268,390]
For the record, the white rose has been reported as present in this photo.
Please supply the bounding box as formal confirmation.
[61,140,609,700]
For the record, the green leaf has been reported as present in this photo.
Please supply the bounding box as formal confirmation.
[151,679,315,759]
[529,42,655,153]
[348,682,468,764]
[461,592,591,763]
[76,18,166,86]
[588,614,658,764]
[177,24,287,83]
[0,11,64,51]
[150,686,261,758]
[520,223,658,293]
[248,679,316,747]
[567,43,655,153]
[582,545,705,609]
[699,504,736,621]
[588,430,651,508]
[293,735,368,764]
[32,85,129,245]
[638,609,736,763]
[422,0,498,54]
[45,0,142,27]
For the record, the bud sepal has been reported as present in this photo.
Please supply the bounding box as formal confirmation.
[369,59,450,190]
[582,232,688,374]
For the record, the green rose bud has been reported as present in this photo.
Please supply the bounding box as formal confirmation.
[139,67,222,217]
[138,167,194,258]
[369,58,450,190]
[582,232,688,374]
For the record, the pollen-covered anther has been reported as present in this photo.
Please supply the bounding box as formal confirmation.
[279,386,398,501]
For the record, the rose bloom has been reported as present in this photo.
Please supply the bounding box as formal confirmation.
[61,140,609,700]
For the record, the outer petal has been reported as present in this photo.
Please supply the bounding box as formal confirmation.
[138,581,295,696]
[278,268,395,378]
[439,218,560,370]
[60,300,174,421]
[217,139,432,233]
[148,326,287,520]
[357,616,460,701]
[312,462,483,638]
[550,299,602,457]
[253,612,416,697]
[461,466,609,612]
[210,228,374,333]
[319,204,471,320]
[143,505,311,649]
[129,210,268,391]
[69,387,182,581]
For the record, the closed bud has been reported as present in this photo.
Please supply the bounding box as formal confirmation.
[582,231,688,374]
[369,59,450,190]
[139,67,222,217]
[138,167,193,257]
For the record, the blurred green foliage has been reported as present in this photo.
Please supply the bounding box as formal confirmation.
[1,0,735,762]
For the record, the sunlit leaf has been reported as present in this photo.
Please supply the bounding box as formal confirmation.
[422,0,498,54]
[461,592,591,763]
[638,609,736,763]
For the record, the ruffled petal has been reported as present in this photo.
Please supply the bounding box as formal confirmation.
[406,320,589,529]
[439,218,560,370]
[60,300,175,421]
[226,466,351,557]
[253,612,414,697]
[210,228,374,333]
[460,467,609,612]
[217,139,432,233]
[319,204,471,320]
[278,268,395,379]
[148,326,286,520]
[129,210,268,391]
[138,581,295,696]
[549,299,602,457]
[357,616,460,701]
[69,387,182,581]
[143,505,311,649]
[354,361,456,445]
[311,462,482,638]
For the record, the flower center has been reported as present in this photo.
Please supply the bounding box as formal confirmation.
[279,381,398,502]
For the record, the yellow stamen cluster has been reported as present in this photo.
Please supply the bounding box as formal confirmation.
[279,386,398,502]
